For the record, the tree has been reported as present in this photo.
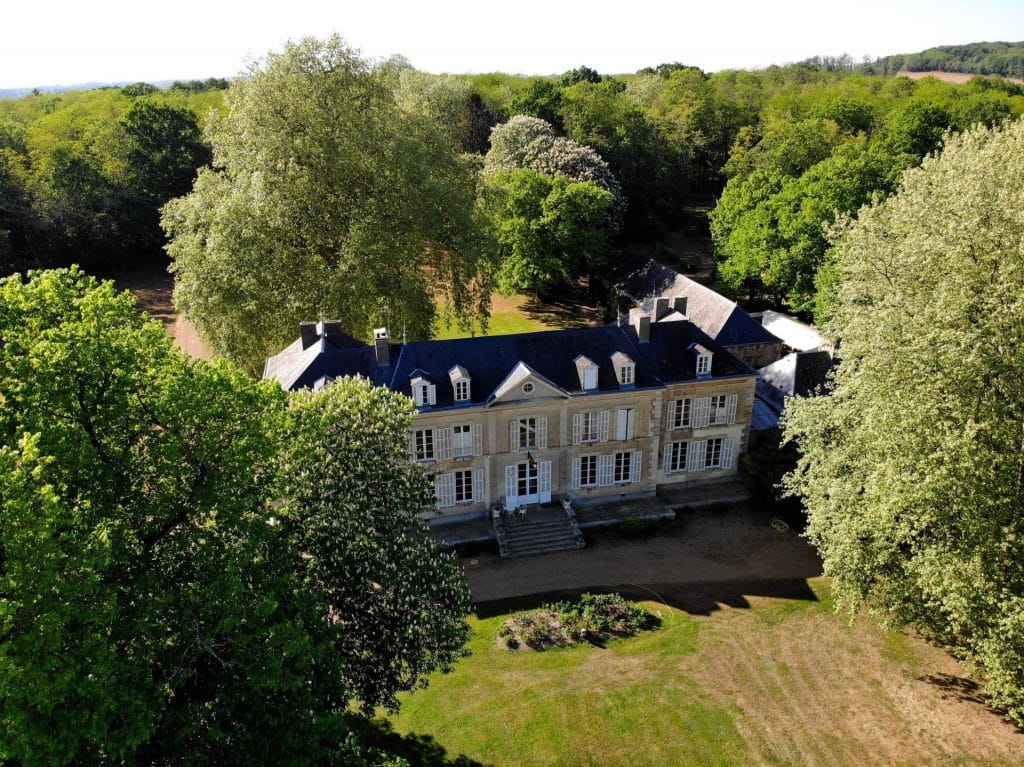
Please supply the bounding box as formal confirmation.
[278,377,472,711]
[0,269,472,764]
[482,168,612,295]
[162,36,492,373]
[783,119,1024,724]
[484,115,622,233]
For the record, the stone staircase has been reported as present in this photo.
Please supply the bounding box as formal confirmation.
[494,505,586,559]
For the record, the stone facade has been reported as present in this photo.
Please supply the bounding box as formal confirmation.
[264,305,758,523]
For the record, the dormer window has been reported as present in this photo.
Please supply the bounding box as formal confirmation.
[448,365,471,403]
[574,355,598,391]
[694,345,713,378]
[611,351,635,387]
[410,374,436,407]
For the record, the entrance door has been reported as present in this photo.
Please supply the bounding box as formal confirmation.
[505,460,552,507]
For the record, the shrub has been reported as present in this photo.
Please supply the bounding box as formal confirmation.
[500,593,656,650]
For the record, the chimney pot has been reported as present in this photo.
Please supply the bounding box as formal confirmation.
[653,296,669,321]
[672,296,688,316]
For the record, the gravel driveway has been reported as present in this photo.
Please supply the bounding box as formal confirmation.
[463,505,822,609]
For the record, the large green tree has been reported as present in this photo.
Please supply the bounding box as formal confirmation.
[783,119,1024,723]
[162,36,492,373]
[0,269,472,764]
[482,168,612,295]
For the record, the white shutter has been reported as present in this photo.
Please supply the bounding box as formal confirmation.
[509,420,520,453]
[472,468,485,503]
[427,384,437,406]
[572,413,583,445]
[435,473,455,508]
[598,455,614,487]
[505,464,517,504]
[408,430,417,460]
[471,423,483,456]
[687,440,706,472]
[537,417,548,449]
[616,409,627,441]
[629,450,642,483]
[598,410,610,442]
[725,394,737,425]
[626,409,635,440]
[436,427,454,460]
[571,457,582,490]
[666,399,677,430]
[694,397,711,428]
[539,461,552,495]
[722,438,735,470]
[662,443,673,475]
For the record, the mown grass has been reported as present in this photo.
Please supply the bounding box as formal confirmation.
[433,294,551,340]
[391,602,747,767]
[386,578,1021,767]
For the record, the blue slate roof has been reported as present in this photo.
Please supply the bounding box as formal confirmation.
[264,319,755,410]
[617,257,782,349]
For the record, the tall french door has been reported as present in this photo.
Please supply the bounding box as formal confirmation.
[505,460,552,507]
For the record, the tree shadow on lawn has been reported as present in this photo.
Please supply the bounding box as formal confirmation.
[918,674,1024,732]
[473,578,819,620]
[345,714,489,767]
[518,279,606,329]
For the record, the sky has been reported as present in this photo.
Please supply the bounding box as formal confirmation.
[2,0,1023,88]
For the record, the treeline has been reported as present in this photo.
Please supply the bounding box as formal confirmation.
[862,41,1024,78]
[0,83,222,273]
[709,73,1023,317]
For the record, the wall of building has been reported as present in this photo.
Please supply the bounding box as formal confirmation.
[413,374,756,521]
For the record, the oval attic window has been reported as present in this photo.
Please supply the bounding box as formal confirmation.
[522,382,535,394]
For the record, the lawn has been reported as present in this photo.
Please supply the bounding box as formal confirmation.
[433,289,605,340]
[388,579,1024,767]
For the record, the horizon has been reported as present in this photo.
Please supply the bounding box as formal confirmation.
[2,0,1023,90]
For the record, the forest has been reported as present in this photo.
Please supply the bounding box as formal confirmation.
[2,50,1022,334]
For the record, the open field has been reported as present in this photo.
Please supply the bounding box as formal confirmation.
[902,70,1024,85]
[389,577,1024,767]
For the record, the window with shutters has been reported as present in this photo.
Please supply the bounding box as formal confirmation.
[580,411,599,443]
[578,454,598,487]
[615,408,635,441]
[453,469,474,503]
[414,384,429,406]
[414,429,434,461]
[665,441,688,473]
[705,437,724,469]
[452,424,474,458]
[709,394,736,425]
[613,451,634,483]
[669,397,692,429]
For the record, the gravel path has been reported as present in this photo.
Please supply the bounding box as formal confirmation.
[463,505,822,607]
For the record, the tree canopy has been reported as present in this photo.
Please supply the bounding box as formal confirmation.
[162,36,493,373]
[783,118,1024,724]
[0,268,472,764]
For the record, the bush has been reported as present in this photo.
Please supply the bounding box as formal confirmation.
[500,593,656,650]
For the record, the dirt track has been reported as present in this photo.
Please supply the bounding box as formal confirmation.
[105,267,211,360]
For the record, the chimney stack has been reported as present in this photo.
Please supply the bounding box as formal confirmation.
[653,296,669,322]
[672,296,688,316]
[373,327,390,366]
[629,308,651,343]
[299,321,318,350]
